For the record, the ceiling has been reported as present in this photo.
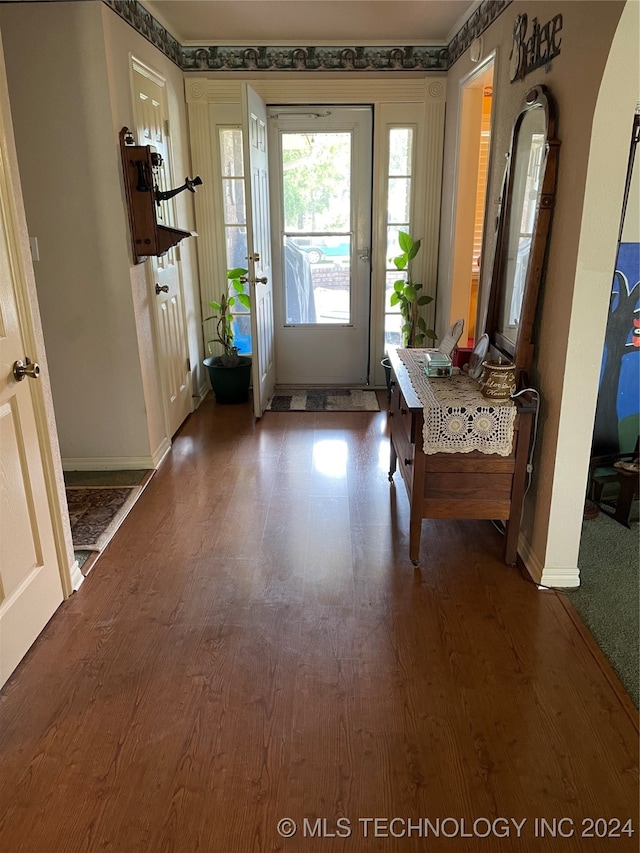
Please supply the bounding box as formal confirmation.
[143,1,479,46]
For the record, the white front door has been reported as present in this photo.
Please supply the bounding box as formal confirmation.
[269,107,373,384]
[133,62,192,437]
[242,84,276,416]
[0,58,64,687]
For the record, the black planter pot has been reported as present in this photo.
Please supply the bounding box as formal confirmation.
[204,356,252,404]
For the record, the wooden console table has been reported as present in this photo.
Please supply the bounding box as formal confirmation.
[387,347,535,566]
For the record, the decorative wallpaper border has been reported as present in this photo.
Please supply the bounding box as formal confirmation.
[103,0,511,72]
[181,45,449,73]
[447,0,512,67]
[104,0,182,65]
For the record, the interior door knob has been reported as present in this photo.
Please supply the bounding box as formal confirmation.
[255,276,268,285]
[155,283,169,294]
[13,357,40,381]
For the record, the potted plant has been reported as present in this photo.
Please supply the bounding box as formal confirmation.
[203,267,252,403]
[390,231,436,347]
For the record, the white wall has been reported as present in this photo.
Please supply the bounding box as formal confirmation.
[0,2,150,464]
[439,0,633,584]
[100,3,205,418]
[0,1,204,468]
[544,0,640,581]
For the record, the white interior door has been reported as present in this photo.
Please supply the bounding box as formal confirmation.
[269,107,372,384]
[133,62,192,437]
[242,85,276,416]
[0,60,64,687]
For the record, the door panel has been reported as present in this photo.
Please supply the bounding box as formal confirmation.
[0,74,63,686]
[133,63,192,436]
[269,107,372,384]
[243,84,276,416]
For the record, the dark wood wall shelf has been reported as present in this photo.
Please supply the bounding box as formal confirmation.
[119,126,193,264]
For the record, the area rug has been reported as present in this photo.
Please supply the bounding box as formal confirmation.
[65,486,143,551]
[267,389,379,412]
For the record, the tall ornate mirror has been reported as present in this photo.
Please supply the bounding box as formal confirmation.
[485,85,560,380]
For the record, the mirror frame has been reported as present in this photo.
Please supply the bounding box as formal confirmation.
[485,85,560,380]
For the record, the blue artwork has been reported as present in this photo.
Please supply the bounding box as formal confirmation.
[593,242,640,455]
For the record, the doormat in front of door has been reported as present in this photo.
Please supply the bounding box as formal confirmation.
[267,389,380,412]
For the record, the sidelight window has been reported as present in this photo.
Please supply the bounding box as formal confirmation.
[384,126,415,346]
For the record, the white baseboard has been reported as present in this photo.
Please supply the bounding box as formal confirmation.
[540,565,581,589]
[193,381,210,409]
[518,532,580,588]
[62,456,156,471]
[69,559,84,592]
[151,437,172,469]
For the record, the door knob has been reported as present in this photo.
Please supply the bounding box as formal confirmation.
[13,357,40,382]
[155,283,169,294]
[255,276,268,285]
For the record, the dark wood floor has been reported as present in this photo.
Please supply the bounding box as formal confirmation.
[1,394,638,852]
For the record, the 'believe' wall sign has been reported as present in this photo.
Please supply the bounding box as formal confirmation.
[509,13,563,82]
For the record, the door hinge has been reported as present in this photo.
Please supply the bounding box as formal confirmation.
[164,118,170,137]
[187,357,191,372]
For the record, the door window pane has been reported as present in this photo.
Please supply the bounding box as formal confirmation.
[221,179,246,224]
[389,128,413,176]
[219,129,244,177]
[281,131,353,324]
[387,178,411,224]
[224,227,248,282]
[282,132,351,232]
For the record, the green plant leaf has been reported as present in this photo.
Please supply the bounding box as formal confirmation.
[208,300,222,312]
[227,296,236,308]
[405,284,417,301]
[237,293,251,309]
[393,256,407,271]
[389,292,400,306]
[425,328,437,339]
[227,267,248,279]
[407,238,421,260]
[417,295,432,305]
[393,279,405,292]
[417,316,427,332]
[398,231,412,253]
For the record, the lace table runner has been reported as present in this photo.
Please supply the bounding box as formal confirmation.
[397,348,516,456]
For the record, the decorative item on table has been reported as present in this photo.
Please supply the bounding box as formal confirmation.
[424,351,453,377]
[464,333,490,379]
[437,318,464,357]
[478,357,516,402]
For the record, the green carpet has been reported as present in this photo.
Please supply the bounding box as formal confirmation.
[568,510,639,707]
[63,469,149,487]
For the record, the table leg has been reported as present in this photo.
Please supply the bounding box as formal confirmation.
[613,472,639,527]
[388,439,397,482]
[409,519,421,566]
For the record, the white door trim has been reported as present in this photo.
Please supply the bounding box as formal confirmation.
[186,76,446,389]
